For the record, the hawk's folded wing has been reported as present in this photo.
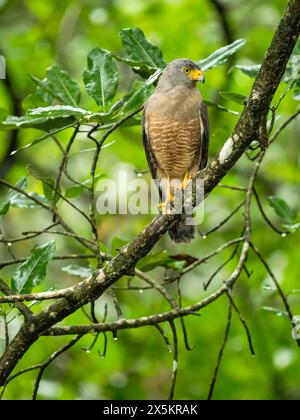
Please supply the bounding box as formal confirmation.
[142,112,158,179]
[199,102,210,170]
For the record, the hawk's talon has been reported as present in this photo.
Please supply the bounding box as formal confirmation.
[158,193,174,214]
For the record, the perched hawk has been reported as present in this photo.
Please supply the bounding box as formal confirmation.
[142,59,209,243]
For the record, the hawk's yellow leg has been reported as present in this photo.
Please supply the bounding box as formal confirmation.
[180,172,192,190]
[158,179,174,213]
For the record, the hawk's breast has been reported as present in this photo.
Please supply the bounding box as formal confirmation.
[148,117,201,179]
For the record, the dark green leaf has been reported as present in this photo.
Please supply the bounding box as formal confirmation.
[30,67,81,107]
[199,39,246,71]
[0,200,10,216]
[44,66,81,106]
[122,83,153,114]
[219,91,247,105]
[0,177,49,215]
[120,69,161,114]
[83,48,119,108]
[267,196,296,224]
[11,241,56,294]
[119,28,165,70]
[26,105,89,119]
[0,105,89,131]
[230,64,261,78]
[36,83,53,105]
[65,174,105,198]
[62,265,94,278]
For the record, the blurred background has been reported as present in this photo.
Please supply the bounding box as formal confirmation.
[0,0,300,400]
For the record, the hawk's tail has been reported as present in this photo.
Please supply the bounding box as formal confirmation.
[169,213,195,243]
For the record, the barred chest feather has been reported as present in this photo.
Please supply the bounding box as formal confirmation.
[145,86,203,179]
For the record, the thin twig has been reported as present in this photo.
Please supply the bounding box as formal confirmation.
[52,125,79,217]
[250,243,300,348]
[226,291,255,355]
[207,302,232,400]
[168,320,178,401]
[32,335,83,400]
[200,201,245,238]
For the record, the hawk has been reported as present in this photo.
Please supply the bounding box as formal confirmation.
[142,59,209,243]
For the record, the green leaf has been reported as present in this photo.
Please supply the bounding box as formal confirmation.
[119,28,165,71]
[230,64,261,78]
[137,250,186,272]
[22,93,49,110]
[30,76,54,105]
[42,179,61,204]
[44,66,81,106]
[83,48,119,108]
[0,105,89,131]
[11,241,56,294]
[199,39,246,71]
[26,105,88,119]
[219,91,247,105]
[122,83,153,114]
[65,174,105,198]
[282,222,300,233]
[204,100,239,115]
[36,83,53,105]
[267,196,296,224]
[0,177,49,215]
[113,56,157,78]
[10,192,49,208]
[120,69,161,114]
[30,67,81,107]
[62,265,94,278]
[262,306,289,319]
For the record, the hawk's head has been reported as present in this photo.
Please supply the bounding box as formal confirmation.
[157,59,205,90]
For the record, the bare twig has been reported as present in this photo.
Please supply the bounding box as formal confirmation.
[199,201,245,238]
[226,292,255,355]
[168,320,178,401]
[32,335,83,400]
[207,302,232,400]
[250,243,300,348]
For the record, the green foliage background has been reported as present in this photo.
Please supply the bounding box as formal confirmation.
[0,0,299,400]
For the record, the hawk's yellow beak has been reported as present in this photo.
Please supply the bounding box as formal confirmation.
[190,69,205,83]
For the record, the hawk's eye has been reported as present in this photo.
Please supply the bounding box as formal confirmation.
[183,67,190,74]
